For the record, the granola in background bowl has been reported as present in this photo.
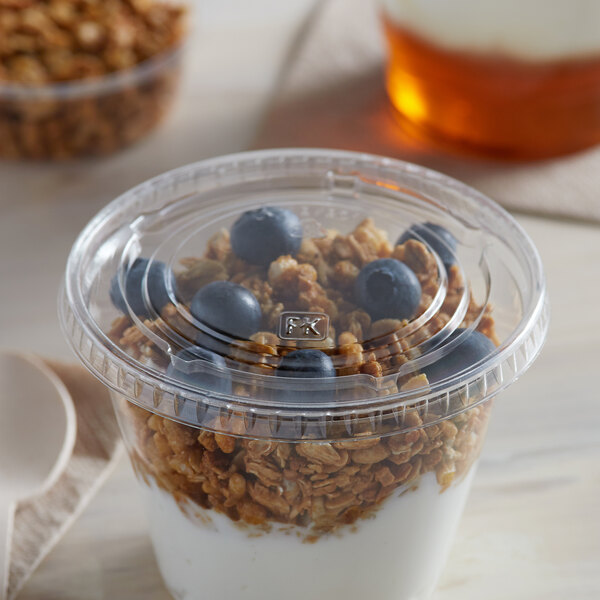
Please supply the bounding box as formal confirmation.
[0,0,187,159]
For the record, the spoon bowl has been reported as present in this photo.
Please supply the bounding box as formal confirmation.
[0,352,77,599]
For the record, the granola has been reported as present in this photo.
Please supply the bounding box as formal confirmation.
[111,217,496,539]
[0,0,186,159]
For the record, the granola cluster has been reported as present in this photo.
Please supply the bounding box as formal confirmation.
[113,219,496,375]
[123,398,491,539]
[0,0,186,158]
[111,217,496,539]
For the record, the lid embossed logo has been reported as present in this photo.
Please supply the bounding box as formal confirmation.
[278,311,329,341]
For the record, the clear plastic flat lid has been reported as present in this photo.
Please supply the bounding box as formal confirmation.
[60,149,549,440]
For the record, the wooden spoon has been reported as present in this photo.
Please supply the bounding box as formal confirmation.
[0,353,76,599]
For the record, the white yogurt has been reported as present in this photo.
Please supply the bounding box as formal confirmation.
[140,468,476,600]
[382,0,600,61]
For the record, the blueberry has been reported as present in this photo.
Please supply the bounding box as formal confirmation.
[397,222,457,269]
[231,206,303,266]
[110,257,175,319]
[276,349,336,403]
[354,258,421,321]
[166,346,232,395]
[190,280,262,340]
[277,349,336,379]
[422,328,495,384]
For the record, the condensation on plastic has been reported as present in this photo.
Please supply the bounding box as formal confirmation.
[59,149,549,440]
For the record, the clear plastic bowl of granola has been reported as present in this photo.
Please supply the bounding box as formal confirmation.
[0,1,186,160]
[60,149,549,600]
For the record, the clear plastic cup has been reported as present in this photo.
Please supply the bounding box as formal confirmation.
[60,149,549,600]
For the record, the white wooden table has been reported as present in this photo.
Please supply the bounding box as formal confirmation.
[1,1,599,598]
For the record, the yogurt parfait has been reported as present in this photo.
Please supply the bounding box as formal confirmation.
[60,149,549,600]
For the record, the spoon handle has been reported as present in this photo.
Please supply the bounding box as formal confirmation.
[0,497,14,600]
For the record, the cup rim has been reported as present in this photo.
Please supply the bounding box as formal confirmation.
[0,40,186,100]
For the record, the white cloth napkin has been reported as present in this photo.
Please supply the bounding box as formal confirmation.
[7,361,121,600]
[255,0,600,223]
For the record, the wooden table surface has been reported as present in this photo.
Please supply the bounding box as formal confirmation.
[1,1,599,598]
